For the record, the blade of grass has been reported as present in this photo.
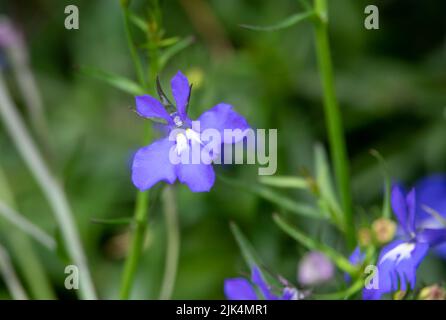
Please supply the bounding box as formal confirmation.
[240,10,315,32]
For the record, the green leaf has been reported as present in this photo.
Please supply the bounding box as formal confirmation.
[79,66,146,96]
[219,175,323,220]
[240,10,315,32]
[259,176,308,189]
[229,222,281,288]
[314,278,363,299]
[229,222,263,269]
[315,144,343,223]
[370,149,391,219]
[159,36,195,70]
[128,12,147,33]
[158,37,181,48]
[273,214,357,274]
[90,217,133,226]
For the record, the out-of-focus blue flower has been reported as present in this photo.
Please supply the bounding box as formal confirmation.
[298,251,334,286]
[224,266,298,300]
[131,71,249,192]
[363,185,446,300]
[415,175,446,258]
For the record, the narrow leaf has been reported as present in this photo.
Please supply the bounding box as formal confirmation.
[315,144,343,222]
[259,176,308,189]
[159,36,195,70]
[229,222,281,288]
[240,11,315,32]
[230,222,263,269]
[219,175,323,220]
[273,214,357,274]
[128,12,147,33]
[79,66,145,96]
[370,149,391,219]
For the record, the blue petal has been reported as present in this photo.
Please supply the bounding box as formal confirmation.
[405,189,416,234]
[417,228,446,247]
[131,138,177,190]
[415,174,446,222]
[363,240,428,300]
[176,162,215,192]
[170,71,190,120]
[391,185,411,235]
[224,278,258,300]
[251,267,278,300]
[281,287,298,300]
[415,174,446,219]
[433,243,446,259]
[135,95,172,124]
[198,103,250,144]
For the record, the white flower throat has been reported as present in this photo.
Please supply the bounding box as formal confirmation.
[380,242,415,265]
[175,129,202,156]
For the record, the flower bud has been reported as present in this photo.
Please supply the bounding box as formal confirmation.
[418,285,446,300]
[358,227,372,246]
[372,218,396,244]
[298,251,334,286]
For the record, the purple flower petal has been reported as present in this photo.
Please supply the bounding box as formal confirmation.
[176,162,215,192]
[170,71,190,120]
[298,251,334,286]
[405,189,416,234]
[251,267,278,300]
[224,278,258,300]
[131,138,177,190]
[363,240,428,300]
[281,287,298,300]
[198,103,250,144]
[417,228,446,247]
[415,174,446,223]
[391,185,410,235]
[135,95,172,124]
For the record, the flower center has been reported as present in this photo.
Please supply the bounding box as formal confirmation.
[380,242,415,265]
[174,129,202,156]
[170,112,184,128]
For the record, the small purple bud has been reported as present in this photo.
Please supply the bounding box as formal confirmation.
[0,18,24,49]
[297,251,334,286]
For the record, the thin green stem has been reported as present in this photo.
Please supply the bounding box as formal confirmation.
[159,186,180,300]
[312,0,354,248]
[122,6,146,88]
[119,190,149,299]
[119,1,163,298]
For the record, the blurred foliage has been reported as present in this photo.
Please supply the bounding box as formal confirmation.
[0,0,444,299]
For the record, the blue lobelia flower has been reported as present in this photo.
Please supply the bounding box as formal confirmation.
[414,175,446,258]
[224,266,299,300]
[363,185,446,300]
[131,71,250,192]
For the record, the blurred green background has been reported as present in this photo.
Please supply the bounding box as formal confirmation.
[0,0,445,299]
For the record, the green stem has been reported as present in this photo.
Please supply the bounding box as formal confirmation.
[122,6,146,88]
[159,186,180,300]
[120,190,149,299]
[312,0,354,248]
